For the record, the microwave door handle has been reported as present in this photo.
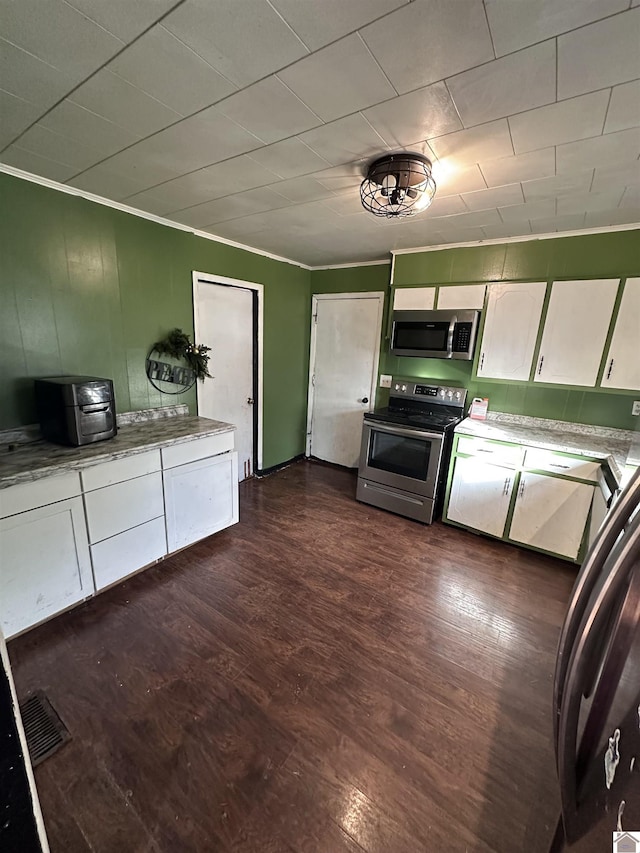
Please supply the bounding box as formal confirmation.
[447,315,457,357]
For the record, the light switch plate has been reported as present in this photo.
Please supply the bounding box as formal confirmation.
[379,374,392,388]
[632,401,640,416]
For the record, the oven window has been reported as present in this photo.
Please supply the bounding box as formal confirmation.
[368,429,432,479]
[393,322,448,351]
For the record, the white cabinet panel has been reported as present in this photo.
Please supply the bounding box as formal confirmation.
[82,449,160,492]
[0,472,81,520]
[0,497,92,638]
[161,431,234,469]
[90,516,167,591]
[446,456,515,538]
[164,451,238,552]
[523,448,601,482]
[477,281,546,381]
[437,284,486,310]
[84,471,164,544]
[508,473,594,560]
[392,287,435,310]
[535,278,619,386]
[456,435,524,468]
[600,276,640,391]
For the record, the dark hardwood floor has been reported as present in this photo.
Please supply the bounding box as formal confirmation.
[8,461,608,852]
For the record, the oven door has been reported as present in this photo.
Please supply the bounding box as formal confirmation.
[359,421,444,497]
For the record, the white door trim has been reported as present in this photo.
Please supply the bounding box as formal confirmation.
[192,271,264,470]
[305,291,384,458]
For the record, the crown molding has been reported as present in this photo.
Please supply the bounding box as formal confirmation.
[309,258,390,271]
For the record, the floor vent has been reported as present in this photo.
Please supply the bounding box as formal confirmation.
[19,691,70,766]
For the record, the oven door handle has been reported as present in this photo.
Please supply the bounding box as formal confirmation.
[447,315,457,358]
[368,422,444,442]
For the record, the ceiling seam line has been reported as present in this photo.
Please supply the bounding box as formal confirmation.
[481,0,498,59]
[356,32,399,96]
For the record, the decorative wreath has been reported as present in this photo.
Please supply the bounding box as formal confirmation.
[151,328,211,381]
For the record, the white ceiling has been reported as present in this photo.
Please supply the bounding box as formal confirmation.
[1,0,639,267]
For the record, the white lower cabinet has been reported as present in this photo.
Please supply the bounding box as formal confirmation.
[0,496,92,638]
[446,456,515,538]
[508,473,594,560]
[90,516,167,591]
[164,451,239,552]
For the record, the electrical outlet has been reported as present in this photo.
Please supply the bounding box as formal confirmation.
[632,401,640,416]
[379,374,392,388]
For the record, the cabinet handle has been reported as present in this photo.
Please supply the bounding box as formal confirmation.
[549,462,570,469]
[538,355,544,376]
[519,479,526,498]
[606,358,614,380]
[476,448,493,453]
[503,476,511,496]
[480,352,485,370]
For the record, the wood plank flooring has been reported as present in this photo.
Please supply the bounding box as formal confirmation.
[8,461,609,852]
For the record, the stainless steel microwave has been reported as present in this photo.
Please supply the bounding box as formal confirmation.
[390,309,480,360]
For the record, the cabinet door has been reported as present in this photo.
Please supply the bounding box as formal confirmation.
[0,497,92,638]
[446,456,515,538]
[392,287,435,310]
[600,276,640,391]
[477,281,546,380]
[437,284,486,310]
[164,452,239,552]
[534,279,619,386]
[508,473,594,560]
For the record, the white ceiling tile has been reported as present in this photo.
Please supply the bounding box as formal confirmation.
[88,146,183,187]
[313,164,363,192]
[584,208,640,226]
[484,0,628,57]
[604,80,640,134]
[277,34,396,123]
[363,83,462,149]
[522,170,594,202]
[321,192,367,216]
[509,91,611,155]
[0,145,77,181]
[529,213,586,234]
[431,208,503,229]
[249,137,330,178]
[499,198,556,222]
[557,8,640,99]
[620,185,640,208]
[432,163,487,195]
[64,0,178,41]
[480,148,556,187]
[481,221,532,239]
[173,186,291,228]
[272,176,336,204]
[2,0,124,77]
[38,101,140,157]
[429,120,514,168]
[108,26,237,116]
[0,89,41,149]
[556,128,640,173]
[123,186,199,215]
[0,38,75,109]
[361,0,494,95]
[67,165,153,200]
[215,77,320,145]
[421,195,467,218]
[447,41,556,128]
[69,70,182,138]
[435,225,491,244]
[162,0,308,88]
[13,124,105,171]
[591,161,640,193]
[299,113,388,167]
[557,188,625,215]
[269,0,407,51]
[462,183,524,211]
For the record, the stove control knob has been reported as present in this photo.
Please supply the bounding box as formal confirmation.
[447,390,453,398]
[394,383,400,391]
[439,389,446,398]
[454,391,461,400]
[401,384,407,392]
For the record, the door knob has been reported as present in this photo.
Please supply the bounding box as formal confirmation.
[361,397,369,404]
[247,397,254,405]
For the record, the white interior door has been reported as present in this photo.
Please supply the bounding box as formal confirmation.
[194,281,254,481]
[308,293,383,468]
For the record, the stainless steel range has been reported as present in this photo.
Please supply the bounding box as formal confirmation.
[356,377,467,524]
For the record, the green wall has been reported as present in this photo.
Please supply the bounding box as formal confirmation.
[311,231,640,431]
[0,173,311,469]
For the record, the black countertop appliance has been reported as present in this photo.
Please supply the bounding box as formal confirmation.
[34,376,117,446]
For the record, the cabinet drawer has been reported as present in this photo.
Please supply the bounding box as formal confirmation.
[0,471,81,519]
[161,431,234,469]
[523,448,602,482]
[456,435,524,468]
[90,516,167,591]
[82,449,160,492]
[84,471,164,544]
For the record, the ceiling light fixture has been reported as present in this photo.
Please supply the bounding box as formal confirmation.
[360,152,436,218]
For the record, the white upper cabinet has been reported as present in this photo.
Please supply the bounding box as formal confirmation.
[477,281,547,381]
[392,287,435,310]
[600,277,640,391]
[437,284,486,310]
[534,279,619,387]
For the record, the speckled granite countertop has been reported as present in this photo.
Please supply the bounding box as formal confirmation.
[455,413,637,484]
[0,415,235,489]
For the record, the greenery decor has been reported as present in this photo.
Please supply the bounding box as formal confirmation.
[152,328,211,381]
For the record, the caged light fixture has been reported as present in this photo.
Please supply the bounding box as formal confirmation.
[360,152,436,218]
